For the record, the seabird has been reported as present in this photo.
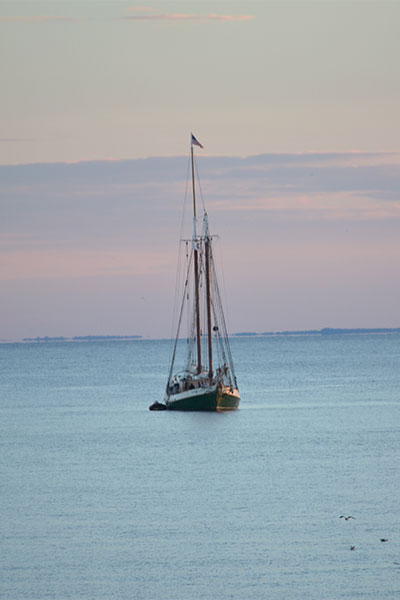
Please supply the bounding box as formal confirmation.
[340,515,356,520]
[350,546,356,551]
[380,538,389,543]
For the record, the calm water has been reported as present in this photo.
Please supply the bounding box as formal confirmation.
[1,335,399,599]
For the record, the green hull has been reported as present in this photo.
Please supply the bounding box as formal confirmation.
[166,385,240,412]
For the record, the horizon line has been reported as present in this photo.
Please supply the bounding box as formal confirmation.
[2,327,400,344]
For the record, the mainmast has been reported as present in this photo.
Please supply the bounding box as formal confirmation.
[191,135,203,374]
[204,214,213,380]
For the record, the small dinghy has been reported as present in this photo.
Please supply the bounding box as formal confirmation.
[149,401,168,411]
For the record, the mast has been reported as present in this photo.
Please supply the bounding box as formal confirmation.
[204,214,213,380]
[191,139,202,374]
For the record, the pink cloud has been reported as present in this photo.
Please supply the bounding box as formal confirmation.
[123,6,254,23]
[208,190,400,223]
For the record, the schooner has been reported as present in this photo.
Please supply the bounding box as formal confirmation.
[161,134,240,411]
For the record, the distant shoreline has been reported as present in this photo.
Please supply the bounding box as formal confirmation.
[1,328,400,345]
[232,328,400,337]
[13,335,143,343]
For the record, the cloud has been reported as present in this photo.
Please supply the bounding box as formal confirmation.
[122,6,254,23]
[209,190,400,223]
[1,152,399,260]
[0,15,81,23]
[197,153,400,210]
[0,7,254,25]
[2,153,400,233]
[1,152,400,338]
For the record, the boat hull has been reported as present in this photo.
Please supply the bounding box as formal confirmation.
[165,384,240,412]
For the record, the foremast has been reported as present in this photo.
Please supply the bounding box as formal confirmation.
[190,133,214,383]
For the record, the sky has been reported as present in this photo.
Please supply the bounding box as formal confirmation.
[1,1,400,339]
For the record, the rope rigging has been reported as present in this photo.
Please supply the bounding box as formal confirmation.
[168,214,237,388]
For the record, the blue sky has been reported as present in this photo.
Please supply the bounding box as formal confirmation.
[1,2,400,339]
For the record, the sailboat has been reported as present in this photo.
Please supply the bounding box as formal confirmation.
[162,134,240,411]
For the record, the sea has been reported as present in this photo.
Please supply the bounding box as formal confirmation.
[1,334,399,600]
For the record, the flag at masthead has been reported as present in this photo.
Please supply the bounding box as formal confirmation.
[191,133,204,148]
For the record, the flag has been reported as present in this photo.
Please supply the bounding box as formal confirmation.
[191,133,204,149]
